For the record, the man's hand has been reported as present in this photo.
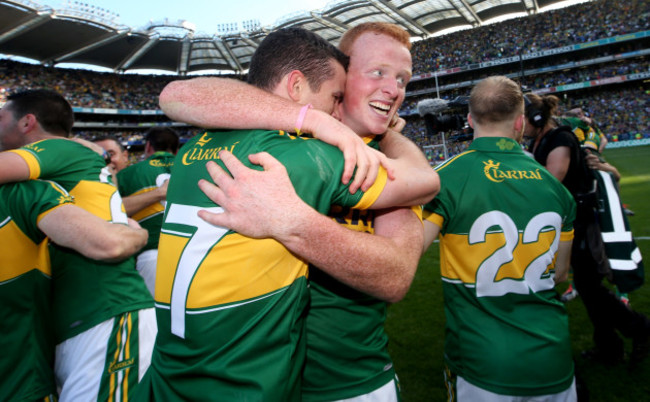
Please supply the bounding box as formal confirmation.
[389,115,406,133]
[305,109,395,193]
[585,149,620,181]
[197,151,313,241]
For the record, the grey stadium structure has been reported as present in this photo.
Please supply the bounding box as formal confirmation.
[1,0,573,74]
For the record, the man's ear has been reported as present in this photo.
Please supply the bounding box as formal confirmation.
[514,114,525,132]
[286,70,306,103]
[467,113,474,129]
[19,113,39,134]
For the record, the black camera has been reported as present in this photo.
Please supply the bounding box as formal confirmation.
[417,96,472,141]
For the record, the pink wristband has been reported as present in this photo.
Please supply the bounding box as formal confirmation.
[295,103,312,136]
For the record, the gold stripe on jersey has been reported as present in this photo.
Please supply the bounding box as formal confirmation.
[156,233,308,308]
[411,205,424,222]
[9,149,41,179]
[132,203,164,222]
[435,150,477,172]
[424,211,443,228]
[123,187,164,221]
[0,220,51,281]
[353,166,388,210]
[69,181,122,221]
[560,229,574,241]
[440,231,563,283]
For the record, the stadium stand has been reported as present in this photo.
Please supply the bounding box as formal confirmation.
[0,0,647,161]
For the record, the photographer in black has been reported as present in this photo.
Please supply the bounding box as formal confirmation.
[523,93,650,367]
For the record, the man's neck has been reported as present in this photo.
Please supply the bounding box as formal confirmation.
[25,132,61,146]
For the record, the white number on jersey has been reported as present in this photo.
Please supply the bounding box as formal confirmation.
[469,210,561,297]
[164,203,226,338]
[156,173,171,209]
[100,166,128,224]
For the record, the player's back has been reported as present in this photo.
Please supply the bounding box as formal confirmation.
[0,180,72,400]
[149,128,381,400]
[117,151,176,251]
[8,138,153,342]
[425,136,576,395]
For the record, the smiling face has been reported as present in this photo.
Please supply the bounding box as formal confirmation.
[94,138,129,172]
[340,32,412,136]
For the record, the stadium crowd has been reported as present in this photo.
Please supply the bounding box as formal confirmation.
[402,85,650,162]
[410,0,648,74]
[1,0,647,156]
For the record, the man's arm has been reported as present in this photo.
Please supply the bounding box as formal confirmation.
[422,220,441,254]
[554,240,572,284]
[160,78,390,192]
[38,205,148,262]
[585,151,620,181]
[376,129,440,206]
[121,181,168,216]
[196,151,422,302]
[545,146,571,182]
[0,152,31,184]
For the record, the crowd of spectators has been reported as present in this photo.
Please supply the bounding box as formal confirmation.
[0,0,647,161]
[410,0,648,75]
[403,85,649,165]
[1,59,176,109]
[399,59,648,114]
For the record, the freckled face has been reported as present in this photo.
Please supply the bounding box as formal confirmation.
[340,32,412,136]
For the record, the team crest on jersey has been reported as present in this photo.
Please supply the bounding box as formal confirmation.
[108,357,135,373]
[181,136,240,166]
[483,160,543,183]
[57,194,74,204]
[24,143,45,153]
[496,138,516,151]
[150,159,173,167]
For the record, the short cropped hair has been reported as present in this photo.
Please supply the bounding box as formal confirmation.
[145,127,179,153]
[339,22,412,56]
[6,89,73,137]
[248,27,349,93]
[469,76,524,125]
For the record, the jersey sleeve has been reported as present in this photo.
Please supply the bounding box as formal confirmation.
[3,180,74,243]
[9,139,106,185]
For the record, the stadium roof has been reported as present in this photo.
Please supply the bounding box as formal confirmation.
[0,0,569,75]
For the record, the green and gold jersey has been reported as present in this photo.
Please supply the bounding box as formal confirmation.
[148,129,387,401]
[117,151,175,251]
[424,137,576,396]
[0,180,72,401]
[9,139,153,342]
[302,136,419,400]
[559,116,602,151]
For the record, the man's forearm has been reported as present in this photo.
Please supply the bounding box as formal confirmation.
[121,188,164,216]
[40,205,148,262]
[0,152,31,184]
[372,130,440,207]
[278,206,422,303]
[160,78,304,131]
